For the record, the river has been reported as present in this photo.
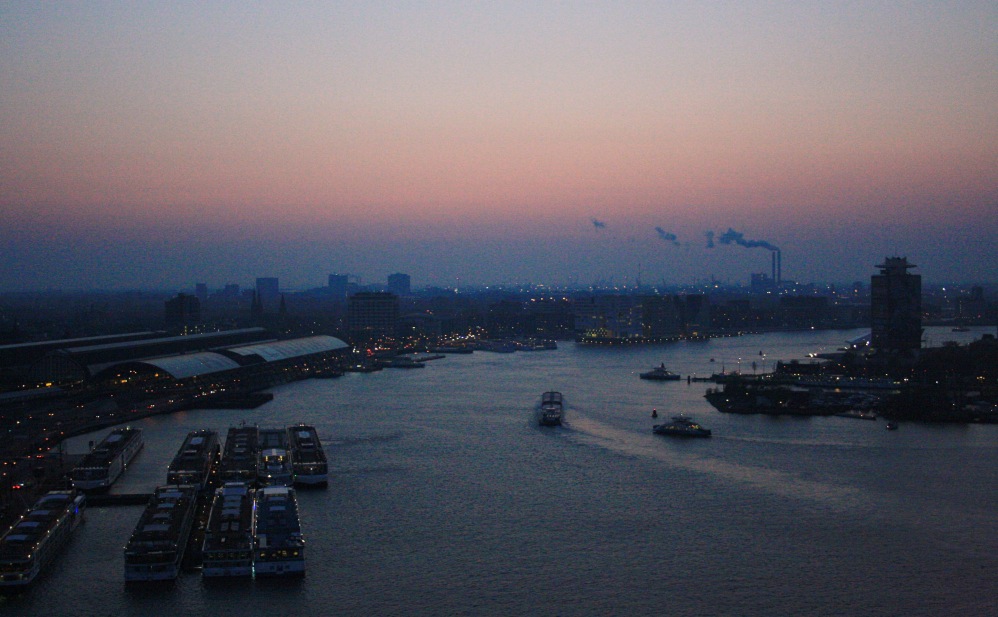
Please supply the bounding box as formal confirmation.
[3,327,996,616]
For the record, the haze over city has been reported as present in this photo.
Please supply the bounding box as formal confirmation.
[2,2,996,290]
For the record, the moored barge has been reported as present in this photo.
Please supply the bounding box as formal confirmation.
[253,486,305,577]
[166,429,219,491]
[0,490,86,588]
[202,482,255,578]
[71,427,144,492]
[218,426,259,485]
[123,484,197,582]
[288,424,328,487]
[257,428,293,487]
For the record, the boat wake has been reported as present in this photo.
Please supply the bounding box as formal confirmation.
[564,410,998,557]
[566,411,867,512]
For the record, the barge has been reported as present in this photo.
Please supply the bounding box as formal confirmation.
[218,426,259,485]
[257,428,293,487]
[166,429,219,491]
[123,485,197,582]
[253,486,305,577]
[71,427,144,492]
[288,424,328,487]
[0,490,86,587]
[202,482,255,578]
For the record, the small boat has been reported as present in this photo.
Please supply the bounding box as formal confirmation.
[538,391,564,426]
[640,364,681,381]
[886,421,899,431]
[653,414,712,438]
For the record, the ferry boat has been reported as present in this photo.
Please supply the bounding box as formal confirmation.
[0,490,86,587]
[202,482,255,578]
[123,484,197,582]
[71,427,144,492]
[653,414,712,438]
[639,363,681,381]
[253,486,305,577]
[288,425,328,487]
[538,391,564,426]
[258,428,293,486]
[218,426,259,485]
[166,429,219,491]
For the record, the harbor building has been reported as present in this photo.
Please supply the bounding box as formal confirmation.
[870,257,922,354]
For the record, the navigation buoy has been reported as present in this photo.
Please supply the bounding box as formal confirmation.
[652,408,658,418]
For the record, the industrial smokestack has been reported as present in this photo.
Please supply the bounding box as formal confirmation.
[777,249,782,284]
[771,252,776,283]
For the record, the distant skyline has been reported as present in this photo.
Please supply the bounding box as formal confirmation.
[2,2,996,290]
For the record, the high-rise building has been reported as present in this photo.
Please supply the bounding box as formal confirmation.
[387,273,411,297]
[195,283,208,304]
[870,257,922,354]
[164,293,201,331]
[328,274,348,303]
[347,292,399,341]
[256,277,279,311]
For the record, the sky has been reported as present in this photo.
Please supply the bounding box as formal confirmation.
[2,1,996,291]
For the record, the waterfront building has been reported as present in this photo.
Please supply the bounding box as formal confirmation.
[870,257,922,354]
[347,292,399,342]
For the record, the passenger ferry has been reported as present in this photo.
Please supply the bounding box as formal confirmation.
[166,429,219,491]
[538,391,564,426]
[253,485,305,577]
[257,428,293,486]
[0,490,86,587]
[288,424,328,487]
[71,427,144,492]
[218,426,259,485]
[202,482,255,578]
[123,484,198,582]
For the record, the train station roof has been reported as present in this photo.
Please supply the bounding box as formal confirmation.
[133,352,244,379]
[223,335,349,363]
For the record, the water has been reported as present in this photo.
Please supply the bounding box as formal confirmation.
[4,327,997,616]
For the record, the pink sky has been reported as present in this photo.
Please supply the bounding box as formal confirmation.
[2,2,995,289]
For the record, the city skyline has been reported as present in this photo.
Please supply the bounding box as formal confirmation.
[2,2,996,290]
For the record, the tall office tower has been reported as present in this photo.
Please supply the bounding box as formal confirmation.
[256,277,280,311]
[347,292,399,341]
[387,272,411,297]
[328,274,349,303]
[195,283,208,304]
[164,293,201,331]
[870,257,922,353]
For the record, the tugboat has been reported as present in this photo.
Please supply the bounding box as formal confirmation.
[640,363,681,381]
[653,414,712,438]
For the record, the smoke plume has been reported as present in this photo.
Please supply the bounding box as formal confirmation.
[654,227,680,246]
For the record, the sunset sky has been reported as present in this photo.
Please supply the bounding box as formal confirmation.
[2,1,996,290]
